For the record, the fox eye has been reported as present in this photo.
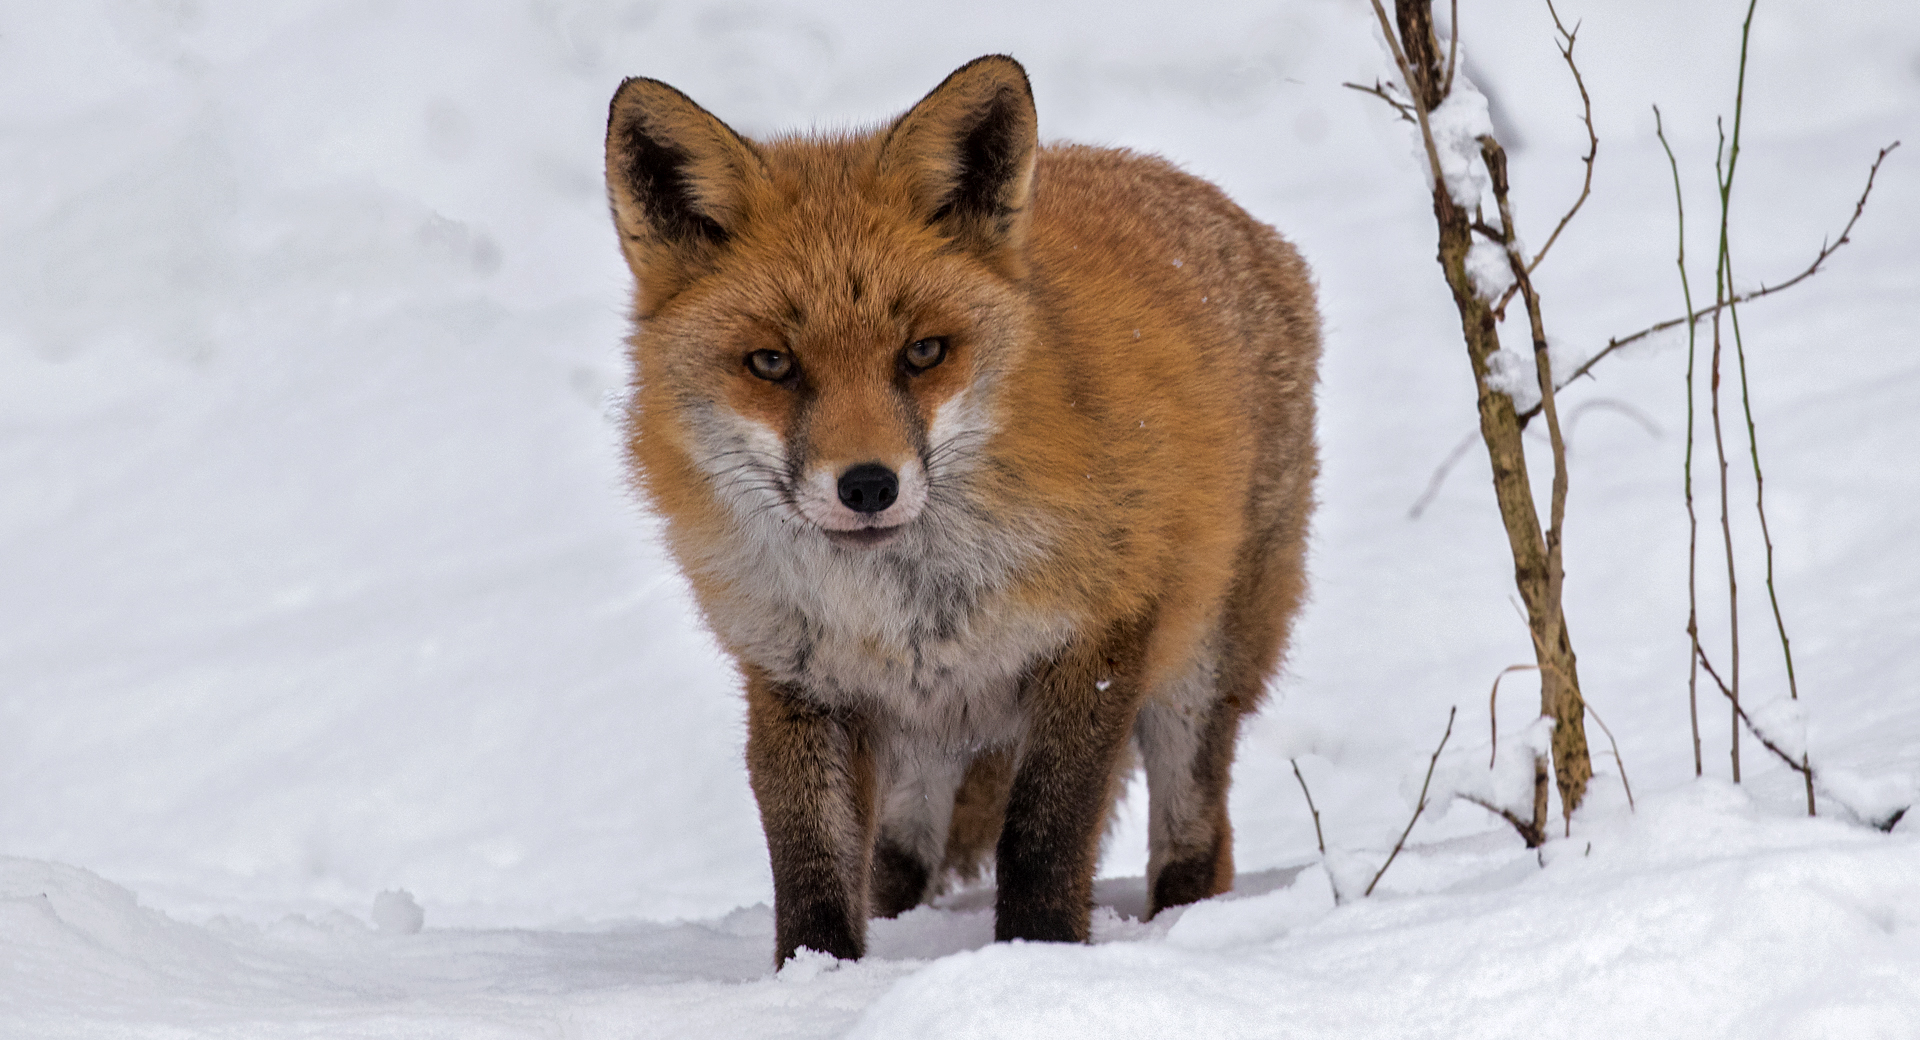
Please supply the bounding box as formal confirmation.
[747,349,795,382]
[901,337,948,373]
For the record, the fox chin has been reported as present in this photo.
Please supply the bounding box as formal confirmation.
[604,54,1321,967]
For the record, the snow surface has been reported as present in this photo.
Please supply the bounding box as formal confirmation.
[4,0,1918,1035]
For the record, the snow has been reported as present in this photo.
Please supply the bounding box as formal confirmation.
[1748,695,1810,760]
[10,784,1916,1037]
[1467,234,1518,301]
[4,0,1919,1035]
[1423,60,1498,210]
[372,889,427,935]
[849,787,1920,1040]
[1476,336,1584,413]
[1482,341,1541,409]
[1819,768,1919,833]
[1433,715,1556,822]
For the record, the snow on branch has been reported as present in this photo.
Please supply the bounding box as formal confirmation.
[1438,714,1553,849]
[1696,645,1912,831]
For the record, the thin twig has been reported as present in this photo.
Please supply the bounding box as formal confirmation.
[1725,195,1815,812]
[1714,7,1754,778]
[1411,399,1655,518]
[1290,759,1338,904]
[1519,140,1901,426]
[1512,598,1577,837]
[1713,2,1763,786]
[1366,706,1456,898]
[1441,0,1459,99]
[1695,645,1815,783]
[1461,793,1547,848]
[1486,665,1538,768]
[1693,644,1730,697]
[1654,106,1705,780]
[1367,0,1447,186]
[1563,397,1662,447]
[1290,759,1329,859]
[1710,32,1812,813]
[1343,80,1419,125]
[1480,663,1549,848]
[1583,703,1635,811]
[1511,596,1580,694]
[1492,0,1595,319]
[1407,427,1480,519]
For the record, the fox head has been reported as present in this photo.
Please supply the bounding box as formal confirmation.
[605,56,1040,557]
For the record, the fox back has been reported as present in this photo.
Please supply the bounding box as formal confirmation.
[606,55,1318,965]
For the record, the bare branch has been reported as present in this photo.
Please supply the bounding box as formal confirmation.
[1656,105,1708,781]
[1583,702,1635,811]
[1694,643,1731,698]
[1343,80,1419,125]
[1482,130,1589,824]
[1518,141,1902,426]
[1695,645,1814,781]
[1563,397,1661,444]
[1469,219,1504,242]
[1441,0,1459,99]
[1461,793,1547,848]
[1367,0,1447,187]
[1377,0,1592,820]
[1290,759,1338,904]
[1493,0,1596,318]
[1366,706,1456,897]
[1486,665,1538,768]
[1411,400,1656,519]
[1290,760,1328,858]
[1477,663,1551,848]
[1711,114,1744,784]
[1715,39,1813,813]
[1407,427,1479,519]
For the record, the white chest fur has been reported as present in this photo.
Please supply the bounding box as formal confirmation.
[702,512,1069,749]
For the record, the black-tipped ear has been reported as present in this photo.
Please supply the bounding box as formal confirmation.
[605,78,764,306]
[881,55,1038,262]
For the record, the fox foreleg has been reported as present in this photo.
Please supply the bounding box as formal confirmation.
[744,668,878,966]
[994,624,1147,944]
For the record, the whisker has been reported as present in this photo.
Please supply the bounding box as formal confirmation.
[700,448,790,473]
[712,472,789,494]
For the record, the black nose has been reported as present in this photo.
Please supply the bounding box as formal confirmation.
[837,464,898,514]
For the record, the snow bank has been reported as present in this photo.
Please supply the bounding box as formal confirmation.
[18,785,1913,1037]
[850,784,1920,1040]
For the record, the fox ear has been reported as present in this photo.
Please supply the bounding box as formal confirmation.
[881,55,1038,270]
[605,78,764,310]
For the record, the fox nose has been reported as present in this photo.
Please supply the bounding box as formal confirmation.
[837,464,899,514]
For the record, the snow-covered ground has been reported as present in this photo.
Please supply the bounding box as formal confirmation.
[3,0,1916,1035]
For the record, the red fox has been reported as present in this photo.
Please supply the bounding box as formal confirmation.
[604,55,1319,966]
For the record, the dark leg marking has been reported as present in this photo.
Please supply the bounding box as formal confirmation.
[870,840,932,919]
[746,671,875,966]
[994,624,1146,944]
